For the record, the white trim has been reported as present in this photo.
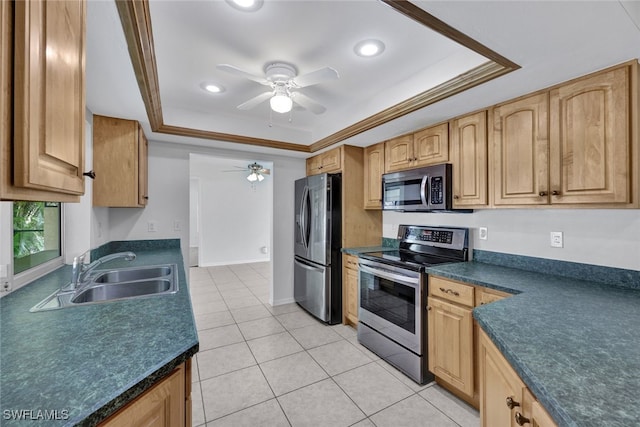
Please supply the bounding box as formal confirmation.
[199,258,271,267]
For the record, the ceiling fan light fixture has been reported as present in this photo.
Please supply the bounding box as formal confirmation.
[247,172,258,182]
[257,173,265,182]
[270,93,293,114]
[354,39,385,57]
[225,0,263,12]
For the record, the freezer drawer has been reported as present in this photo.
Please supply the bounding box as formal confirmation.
[294,257,331,323]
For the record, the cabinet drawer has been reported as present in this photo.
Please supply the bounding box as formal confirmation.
[344,254,359,271]
[429,276,474,307]
[475,287,510,307]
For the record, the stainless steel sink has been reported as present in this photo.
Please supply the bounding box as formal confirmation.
[30,264,179,312]
[72,279,174,303]
[91,266,173,283]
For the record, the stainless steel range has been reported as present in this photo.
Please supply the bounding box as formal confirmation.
[357,225,469,384]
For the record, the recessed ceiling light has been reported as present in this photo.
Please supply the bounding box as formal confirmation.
[225,0,263,12]
[201,82,225,94]
[354,39,385,58]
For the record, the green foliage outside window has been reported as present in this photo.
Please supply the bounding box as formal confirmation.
[13,201,61,274]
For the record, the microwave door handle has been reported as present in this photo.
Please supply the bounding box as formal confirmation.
[420,175,429,207]
[359,264,419,286]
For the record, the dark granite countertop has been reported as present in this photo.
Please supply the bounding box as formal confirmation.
[0,240,198,426]
[426,261,640,427]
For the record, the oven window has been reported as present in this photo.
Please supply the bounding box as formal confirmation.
[360,270,416,333]
[383,179,423,206]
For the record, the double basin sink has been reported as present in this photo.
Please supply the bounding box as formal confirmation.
[30,264,179,312]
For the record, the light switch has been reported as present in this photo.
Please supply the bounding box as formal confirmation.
[148,221,158,232]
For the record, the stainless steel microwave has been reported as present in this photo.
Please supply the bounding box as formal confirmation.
[382,164,460,212]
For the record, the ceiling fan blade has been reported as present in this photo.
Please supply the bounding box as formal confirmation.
[292,67,339,88]
[237,91,273,110]
[292,92,326,114]
[259,168,271,175]
[216,64,270,85]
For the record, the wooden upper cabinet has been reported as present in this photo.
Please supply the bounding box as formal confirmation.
[385,123,449,173]
[549,64,632,205]
[306,146,342,175]
[93,115,148,207]
[450,111,488,207]
[363,142,385,209]
[491,92,550,206]
[2,0,86,202]
[384,134,415,172]
[414,122,449,167]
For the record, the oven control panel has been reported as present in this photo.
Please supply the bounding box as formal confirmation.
[398,225,468,251]
[405,229,452,244]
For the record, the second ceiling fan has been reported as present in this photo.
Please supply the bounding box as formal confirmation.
[217,62,339,114]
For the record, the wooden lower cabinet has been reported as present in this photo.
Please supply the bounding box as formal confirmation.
[100,360,191,427]
[343,254,359,326]
[428,276,511,407]
[427,297,474,397]
[479,330,557,427]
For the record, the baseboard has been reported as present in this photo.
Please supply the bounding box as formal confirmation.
[271,297,296,306]
[199,258,270,267]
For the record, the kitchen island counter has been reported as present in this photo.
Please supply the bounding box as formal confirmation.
[0,239,198,426]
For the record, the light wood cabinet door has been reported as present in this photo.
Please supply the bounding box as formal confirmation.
[93,115,148,207]
[451,111,488,207]
[101,364,187,427]
[549,65,631,205]
[428,297,474,397]
[306,147,342,175]
[345,266,359,325]
[414,122,449,167]
[385,134,415,172]
[7,0,85,200]
[492,92,549,206]
[138,127,149,206]
[479,330,524,427]
[363,142,385,209]
[320,147,342,173]
[343,254,359,325]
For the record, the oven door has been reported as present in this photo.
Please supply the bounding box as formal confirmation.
[358,260,423,354]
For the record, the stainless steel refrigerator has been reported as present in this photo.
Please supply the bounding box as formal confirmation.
[294,173,342,324]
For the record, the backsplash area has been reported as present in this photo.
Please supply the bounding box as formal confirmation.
[383,208,640,272]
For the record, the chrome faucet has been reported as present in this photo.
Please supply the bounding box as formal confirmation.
[70,251,136,290]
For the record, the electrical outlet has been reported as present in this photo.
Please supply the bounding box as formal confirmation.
[2,281,11,293]
[174,220,181,231]
[550,231,563,248]
[148,221,158,232]
[479,227,488,240]
[0,264,7,278]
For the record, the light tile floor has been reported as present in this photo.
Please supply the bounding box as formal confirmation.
[189,263,480,427]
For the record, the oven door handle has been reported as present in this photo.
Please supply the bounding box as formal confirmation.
[420,175,429,207]
[359,264,419,286]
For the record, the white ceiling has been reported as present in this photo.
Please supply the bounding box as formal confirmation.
[86,1,640,159]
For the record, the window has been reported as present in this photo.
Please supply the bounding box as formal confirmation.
[13,201,62,274]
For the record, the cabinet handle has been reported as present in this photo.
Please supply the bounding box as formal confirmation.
[453,195,460,200]
[552,190,560,196]
[83,170,96,179]
[514,412,530,426]
[426,306,432,311]
[506,396,520,409]
[538,191,548,197]
[143,196,149,200]
[439,287,460,296]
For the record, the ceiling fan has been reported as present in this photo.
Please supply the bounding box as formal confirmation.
[217,62,339,114]
[224,162,271,182]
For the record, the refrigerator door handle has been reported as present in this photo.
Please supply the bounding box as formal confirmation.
[299,186,309,249]
[304,187,311,249]
[295,258,324,272]
[420,175,429,207]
